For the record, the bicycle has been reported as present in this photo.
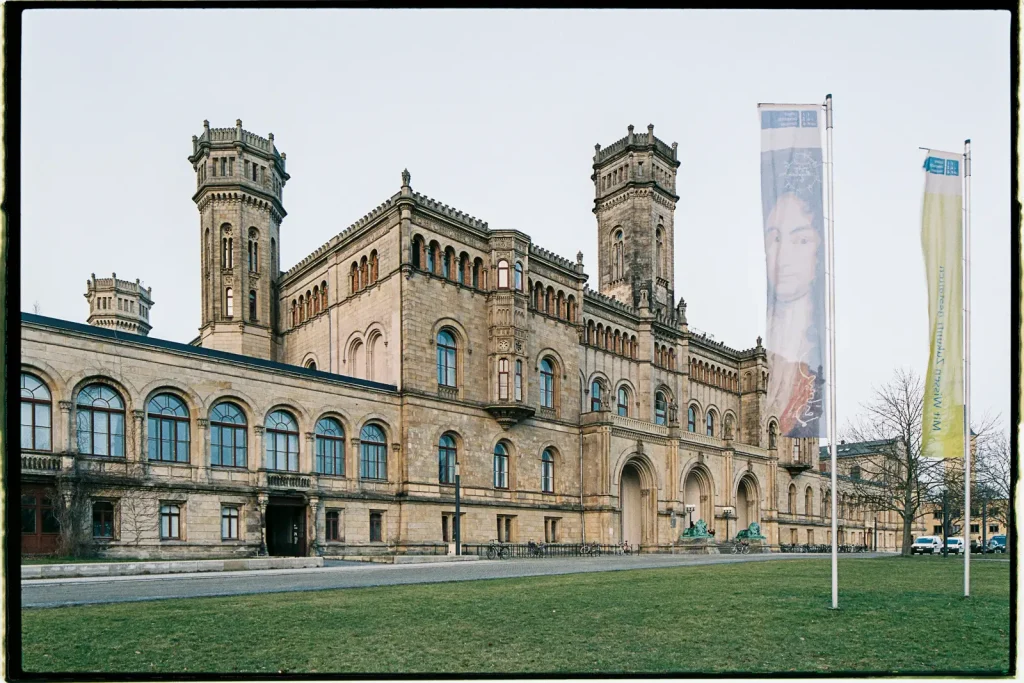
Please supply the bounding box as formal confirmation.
[580,542,602,557]
[732,541,751,554]
[526,540,546,558]
[486,540,510,560]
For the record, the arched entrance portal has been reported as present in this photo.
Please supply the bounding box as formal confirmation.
[682,466,714,529]
[735,475,760,538]
[620,463,643,547]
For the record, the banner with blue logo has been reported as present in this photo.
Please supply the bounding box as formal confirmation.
[757,103,827,438]
[920,149,964,459]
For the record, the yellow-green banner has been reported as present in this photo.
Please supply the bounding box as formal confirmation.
[921,150,964,459]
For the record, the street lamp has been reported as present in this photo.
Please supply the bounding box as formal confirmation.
[454,461,461,556]
[722,506,735,540]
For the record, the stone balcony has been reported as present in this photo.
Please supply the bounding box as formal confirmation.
[21,452,72,475]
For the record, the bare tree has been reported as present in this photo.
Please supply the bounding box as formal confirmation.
[842,368,942,556]
[930,413,1002,534]
[974,430,1011,534]
[52,471,95,558]
[117,486,154,548]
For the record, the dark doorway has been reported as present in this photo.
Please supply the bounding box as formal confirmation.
[265,500,306,557]
[22,486,60,555]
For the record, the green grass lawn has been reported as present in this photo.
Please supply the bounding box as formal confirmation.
[20,557,1010,675]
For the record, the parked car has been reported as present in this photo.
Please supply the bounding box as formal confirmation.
[911,536,943,554]
[987,535,1007,554]
[944,538,964,555]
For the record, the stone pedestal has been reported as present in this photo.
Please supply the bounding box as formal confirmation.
[677,536,720,554]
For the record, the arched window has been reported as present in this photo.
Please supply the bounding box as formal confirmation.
[617,386,629,417]
[271,238,276,275]
[654,391,667,426]
[315,417,345,476]
[458,253,469,285]
[210,402,247,468]
[613,229,624,279]
[76,384,125,457]
[724,413,735,439]
[498,358,510,400]
[249,290,257,321]
[768,422,778,449]
[21,373,52,451]
[265,410,299,472]
[437,330,457,387]
[225,287,233,317]
[360,257,368,290]
[412,236,423,269]
[687,406,697,432]
[321,281,328,309]
[541,449,554,493]
[360,424,387,480]
[497,260,510,289]
[438,433,456,484]
[590,380,602,412]
[306,291,312,319]
[426,244,436,274]
[805,487,814,515]
[514,360,523,401]
[540,358,555,409]
[305,360,317,370]
[789,484,797,514]
[655,227,664,279]
[442,249,451,279]
[513,262,523,292]
[493,443,509,489]
[567,295,577,322]
[369,252,378,284]
[706,411,715,437]
[248,228,259,272]
[147,394,190,463]
[351,263,359,293]
[472,258,482,288]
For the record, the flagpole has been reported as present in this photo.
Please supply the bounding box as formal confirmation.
[824,93,838,610]
[963,139,972,598]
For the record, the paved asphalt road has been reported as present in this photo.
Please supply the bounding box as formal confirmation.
[21,552,894,609]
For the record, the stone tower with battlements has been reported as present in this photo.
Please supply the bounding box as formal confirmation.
[84,273,154,336]
[189,119,290,360]
[592,124,680,314]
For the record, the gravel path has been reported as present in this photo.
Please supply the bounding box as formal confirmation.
[22,552,894,608]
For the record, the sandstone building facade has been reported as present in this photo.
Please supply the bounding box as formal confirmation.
[20,120,905,558]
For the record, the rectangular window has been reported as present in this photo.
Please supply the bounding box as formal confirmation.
[933,525,943,535]
[212,158,217,176]
[229,157,234,176]
[544,517,559,543]
[514,361,522,401]
[221,158,227,176]
[498,359,509,400]
[970,524,980,533]
[369,512,383,543]
[326,510,341,541]
[160,504,181,540]
[92,501,115,539]
[934,511,942,520]
[496,515,514,543]
[245,160,250,177]
[990,525,999,533]
[221,506,239,540]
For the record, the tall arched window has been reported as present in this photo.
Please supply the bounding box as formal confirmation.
[210,402,247,468]
[442,249,451,279]
[437,330,457,387]
[426,243,436,274]
[687,406,697,432]
[321,281,328,309]
[438,433,456,484]
[617,387,629,417]
[369,252,378,284]
[351,263,359,293]
[706,411,715,437]
[249,290,257,321]
[265,410,299,472]
[315,417,345,476]
[789,484,798,514]
[493,443,509,489]
[656,226,665,279]
[360,424,387,480]
[514,360,523,401]
[613,229,624,279]
[412,236,423,269]
[248,228,259,272]
[514,262,524,291]
[805,487,814,516]
[498,359,510,400]
[360,257,368,289]
[535,283,545,312]
[654,391,667,426]
[541,449,554,493]
[768,422,778,449]
[497,260,510,289]
[147,394,190,463]
[472,258,482,288]
[225,287,233,317]
[540,358,555,408]
[590,381,602,412]
[21,373,52,451]
[458,253,468,285]
[76,384,125,457]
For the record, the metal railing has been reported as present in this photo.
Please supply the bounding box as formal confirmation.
[777,543,869,553]
[461,542,639,558]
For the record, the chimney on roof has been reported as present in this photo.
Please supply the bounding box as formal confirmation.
[840,440,846,445]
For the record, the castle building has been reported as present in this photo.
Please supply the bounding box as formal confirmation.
[19,121,905,558]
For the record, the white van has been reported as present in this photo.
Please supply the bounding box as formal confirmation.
[911,536,943,554]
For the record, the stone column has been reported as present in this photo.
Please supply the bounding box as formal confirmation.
[131,409,145,462]
[307,495,321,556]
[350,437,361,481]
[257,493,269,556]
[59,401,74,454]
[305,432,315,474]
[197,418,210,482]
[254,425,265,470]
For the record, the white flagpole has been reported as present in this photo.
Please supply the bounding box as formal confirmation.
[963,139,972,598]
[825,93,838,610]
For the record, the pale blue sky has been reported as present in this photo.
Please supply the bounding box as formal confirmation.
[20,9,1011,434]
